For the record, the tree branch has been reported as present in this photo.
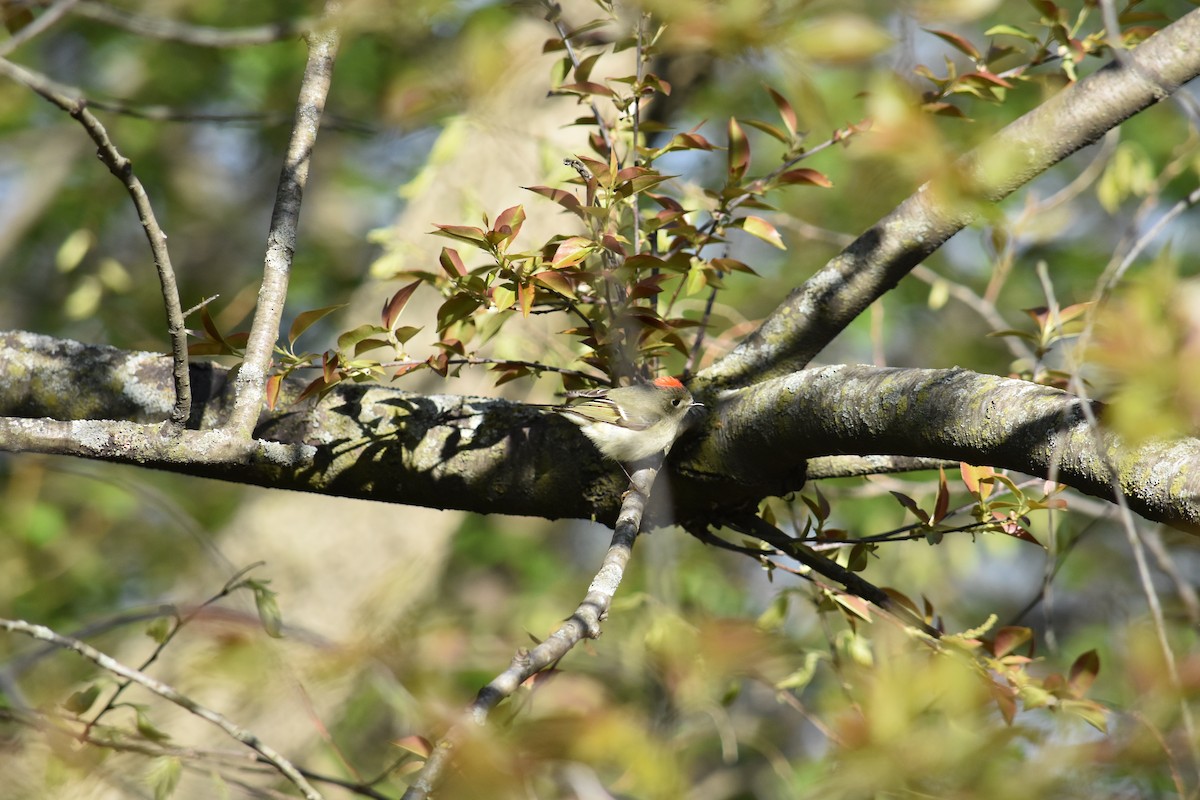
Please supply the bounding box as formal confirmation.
[225,1,341,437]
[402,466,654,799]
[6,332,1200,533]
[0,56,191,425]
[701,8,1200,389]
[684,365,1200,533]
[0,618,324,800]
[71,1,312,47]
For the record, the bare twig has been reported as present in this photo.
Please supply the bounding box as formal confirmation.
[541,1,614,156]
[72,0,312,47]
[0,0,78,58]
[401,463,657,799]
[225,1,341,437]
[725,514,941,638]
[0,56,191,425]
[84,563,266,734]
[0,618,324,800]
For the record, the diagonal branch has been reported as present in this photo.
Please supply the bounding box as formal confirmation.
[700,8,1200,390]
[0,55,192,425]
[224,1,341,437]
[401,465,655,800]
[0,618,324,800]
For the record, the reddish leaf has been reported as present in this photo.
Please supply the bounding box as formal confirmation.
[557,81,614,97]
[891,491,930,524]
[518,281,534,317]
[962,70,1014,88]
[710,257,757,275]
[431,224,489,249]
[393,735,433,759]
[766,85,799,137]
[551,236,594,268]
[926,28,982,60]
[265,374,283,411]
[523,185,584,218]
[382,281,420,329]
[1069,649,1100,696]
[932,468,951,523]
[438,247,466,278]
[662,132,716,152]
[991,626,1032,658]
[741,118,790,144]
[492,204,526,242]
[600,233,626,255]
[777,168,833,188]
[296,375,330,404]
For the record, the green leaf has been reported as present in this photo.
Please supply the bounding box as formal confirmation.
[63,684,102,714]
[289,304,346,348]
[338,323,388,353]
[147,756,182,800]
[437,294,481,331]
[252,583,283,638]
[136,707,172,743]
[741,118,790,144]
[145,617,172,644]
[737,216,786,249]
[534,270,576,298]
[492,285,516,312]
[727,118,750,181]
[985,23,1040,43]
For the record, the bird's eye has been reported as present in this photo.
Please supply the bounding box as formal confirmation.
[672,398,682,407]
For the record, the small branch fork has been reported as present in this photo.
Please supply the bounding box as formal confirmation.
[401,464,657,800]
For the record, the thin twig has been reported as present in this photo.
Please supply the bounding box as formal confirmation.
[725,514,941,638]
[72,0,313,47]
[0,0,78,58]
[542,1,614,156]
[0,618,324,800]
[0,55,191,425]
[225,1,341,437]
[84,563,266,734]
[402,462,658,799]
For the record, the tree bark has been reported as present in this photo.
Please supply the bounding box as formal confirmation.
[4,330,1198,532]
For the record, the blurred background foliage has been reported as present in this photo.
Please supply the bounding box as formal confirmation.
[2,0,1200,798]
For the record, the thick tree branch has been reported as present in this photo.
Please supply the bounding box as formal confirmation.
[5,332,1200,533]
[701,8,1200,389]
[684,365,1200,533]
[226,2,340,437]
